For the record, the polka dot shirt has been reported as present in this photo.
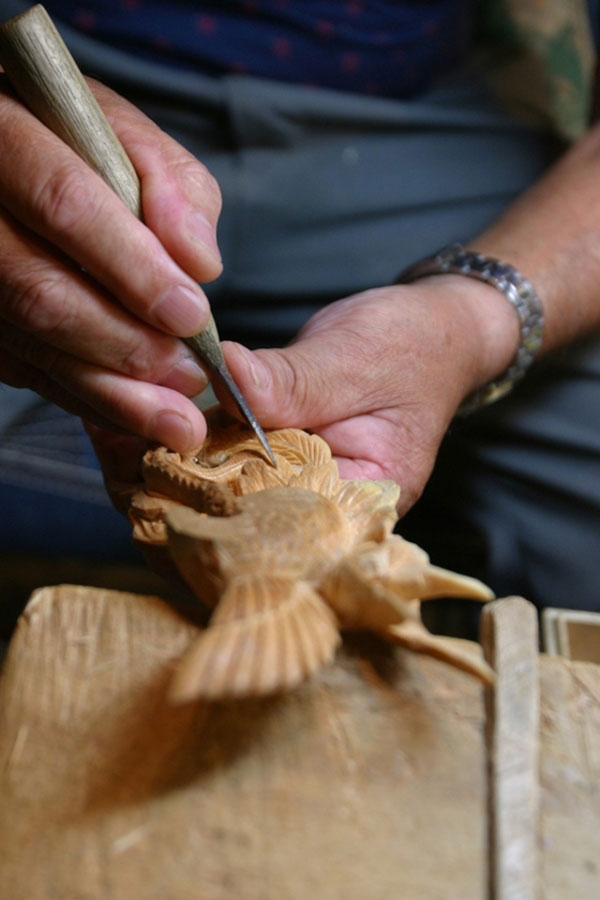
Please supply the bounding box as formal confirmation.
[44,1,474,99]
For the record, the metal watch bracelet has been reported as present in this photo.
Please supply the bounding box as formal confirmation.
[396,243,545,415]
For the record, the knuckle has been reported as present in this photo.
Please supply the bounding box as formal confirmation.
[116,340,164,382]
[5,273,73,338]
[279,352,312,417]
[33,163,96,234]
[172,155,222,219]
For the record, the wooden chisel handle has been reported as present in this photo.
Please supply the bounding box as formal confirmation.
[0,2,224,368]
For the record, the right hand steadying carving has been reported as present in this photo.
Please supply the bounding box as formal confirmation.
[219,276,520,517]
[0,77,222,451]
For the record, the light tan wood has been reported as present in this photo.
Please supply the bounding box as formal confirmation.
[129,408,495,701]
[539,656,600,899]
[1,585,599,899]
[0,584,489,900]
[542,607,600,664]
[480,598,540,900]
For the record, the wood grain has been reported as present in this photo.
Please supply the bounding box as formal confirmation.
[539,656,600,899]
[0,585,487,900]
[1,586,598,898]
[480,597,540,900]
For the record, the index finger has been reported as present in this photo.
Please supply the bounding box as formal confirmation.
[0,79,211,337]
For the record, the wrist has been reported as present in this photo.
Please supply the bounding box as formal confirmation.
[396,244,544,413]
[410,275,521,403]
[440,274,520,384]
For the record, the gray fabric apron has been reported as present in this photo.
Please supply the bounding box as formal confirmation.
[1,1,598,612]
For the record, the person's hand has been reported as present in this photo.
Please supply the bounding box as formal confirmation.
[222,276,519,515]
[0,76,222,450]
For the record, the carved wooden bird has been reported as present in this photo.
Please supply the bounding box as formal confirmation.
[129,407,494,702]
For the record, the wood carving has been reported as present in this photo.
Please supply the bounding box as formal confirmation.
[129,407,495,702]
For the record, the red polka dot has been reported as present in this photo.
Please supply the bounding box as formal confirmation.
[271,37,292,59]
[195,14,217,34]
[74,10,96,30]
[345,1,363,15]
[315,20,334,37]
[340,52,361,72]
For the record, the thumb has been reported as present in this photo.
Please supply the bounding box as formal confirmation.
[221,337,364,430]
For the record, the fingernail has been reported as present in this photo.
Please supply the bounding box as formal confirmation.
[149,410,194,450]
[165,355,210,395]
[187,211,221,260]
[153,285,209,335]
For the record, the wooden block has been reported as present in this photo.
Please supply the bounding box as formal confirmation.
[539,656,600,899]
[0,585,488,900]
[480,597,540,900]
[2,587,598,899]
[542,608,600,664]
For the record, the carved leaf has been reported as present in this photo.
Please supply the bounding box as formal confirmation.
[169,575,341,702]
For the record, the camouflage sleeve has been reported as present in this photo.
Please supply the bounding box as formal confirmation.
[478,0,596,141]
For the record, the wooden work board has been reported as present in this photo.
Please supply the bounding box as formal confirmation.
[0,585,598,899]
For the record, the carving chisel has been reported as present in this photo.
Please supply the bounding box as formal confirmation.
[0,3,276,465]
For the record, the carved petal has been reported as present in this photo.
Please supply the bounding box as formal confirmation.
[197,409,332,472]
[142,418,337,505]
[236,457,297,494]
[329,479,400,544]
[288,461,340,497]
[263,429,333,468]
[168,575,341,702]
[238,457,341,500]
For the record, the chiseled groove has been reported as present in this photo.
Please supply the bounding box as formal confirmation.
[312,601,337,663]
[288,586,310,678]
[218,618,249,697]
